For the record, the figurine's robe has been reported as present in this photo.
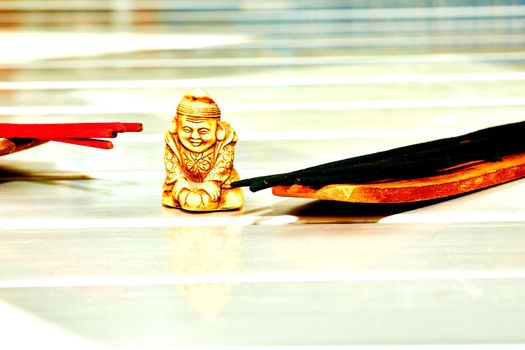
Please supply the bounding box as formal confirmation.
[162,123,241,210]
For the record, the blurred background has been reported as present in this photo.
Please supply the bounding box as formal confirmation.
[1,0,524,142]
[2,0,525,171]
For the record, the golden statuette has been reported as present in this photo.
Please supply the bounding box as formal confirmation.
[162,89,243,211]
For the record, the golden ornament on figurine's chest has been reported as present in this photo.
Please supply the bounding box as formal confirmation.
[162,89,243,211]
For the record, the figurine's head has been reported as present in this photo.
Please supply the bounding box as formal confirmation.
[170,89,227,153]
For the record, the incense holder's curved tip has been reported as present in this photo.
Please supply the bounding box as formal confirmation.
[0,138,48,156]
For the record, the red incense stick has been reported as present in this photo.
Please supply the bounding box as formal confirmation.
[0,122,142,154]
[0,123,116,139]
[121,123,143,132]
[0,122,143,139]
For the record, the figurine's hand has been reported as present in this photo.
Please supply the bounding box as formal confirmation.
[199,181,221,202]
[173,178,190,197]
[177,188,191,207]
[183,190,204,210]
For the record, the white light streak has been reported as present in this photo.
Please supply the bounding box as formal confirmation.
[257,215,299,225]
[0,217,257,231]
[1,97,524,116]
[0,32,249,64]
[2,270,525,289]
[2,72,525,91]
[4,52,525,70]
[381,212,525,224]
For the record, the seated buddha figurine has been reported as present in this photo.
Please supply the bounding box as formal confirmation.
[162,89,243,211]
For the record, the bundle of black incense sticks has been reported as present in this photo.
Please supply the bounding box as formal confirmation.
[231,120,525,192]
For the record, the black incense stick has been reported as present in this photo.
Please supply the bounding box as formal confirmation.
[232,120,525,192]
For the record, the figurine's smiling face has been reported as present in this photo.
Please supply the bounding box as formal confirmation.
[177,114,218,153]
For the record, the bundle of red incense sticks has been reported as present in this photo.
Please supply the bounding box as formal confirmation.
[0,122,143,150]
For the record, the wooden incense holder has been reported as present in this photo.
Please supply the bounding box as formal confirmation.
[272,152,525,203]
[0,139,48,157]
